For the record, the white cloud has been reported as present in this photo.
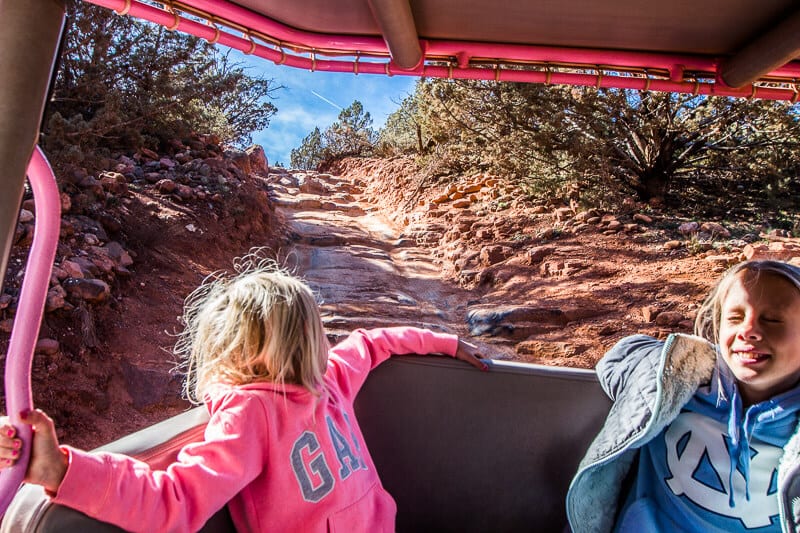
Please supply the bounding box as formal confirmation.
[272,105,325,130]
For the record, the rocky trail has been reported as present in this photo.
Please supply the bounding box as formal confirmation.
[268,168,509,357]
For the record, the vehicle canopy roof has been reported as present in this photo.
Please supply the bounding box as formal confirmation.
[83,0,800,100]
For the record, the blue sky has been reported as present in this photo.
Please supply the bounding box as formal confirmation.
[231,51,417,167]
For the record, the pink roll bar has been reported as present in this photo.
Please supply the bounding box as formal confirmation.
[84,0,800,101]
[0,146,61,515]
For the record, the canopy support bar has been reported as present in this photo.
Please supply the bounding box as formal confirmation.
[719,7,800,88]
[0,0,66,293]
[367,0,422,69]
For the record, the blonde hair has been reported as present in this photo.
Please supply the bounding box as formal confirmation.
[175,253,329,404]
[694,260,800,344]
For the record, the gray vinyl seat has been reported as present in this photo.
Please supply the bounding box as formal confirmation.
[0,355,611,532]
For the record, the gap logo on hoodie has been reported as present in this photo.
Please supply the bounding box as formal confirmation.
[290,413,367,503]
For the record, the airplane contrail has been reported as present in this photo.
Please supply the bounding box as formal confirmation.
[310,90,343,110]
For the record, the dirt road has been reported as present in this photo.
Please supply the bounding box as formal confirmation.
[268,168,510,357]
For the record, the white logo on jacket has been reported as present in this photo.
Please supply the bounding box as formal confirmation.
[664,412,780,528]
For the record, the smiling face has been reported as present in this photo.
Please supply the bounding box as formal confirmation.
[719,270,800,405]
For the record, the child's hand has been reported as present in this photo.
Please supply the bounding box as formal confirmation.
[455,339,490,372]
[0,410,67,494]
[0,419,23,467]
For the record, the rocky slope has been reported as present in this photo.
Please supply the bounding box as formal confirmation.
[330,157,800,365]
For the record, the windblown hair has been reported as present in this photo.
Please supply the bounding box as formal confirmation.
[175,253,329,404]
[694,259,800,344]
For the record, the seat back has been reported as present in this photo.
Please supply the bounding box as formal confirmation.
[356,356,610,532]
[0,356,610,532]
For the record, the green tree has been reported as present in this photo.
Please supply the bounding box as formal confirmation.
[192,50,280,146]
[290,127,325,169]
[396,78,800,214]
[558,90,800,202]
[290,100,378,169]
[323,101,378,157]
[379,82,427,154]
[409,79,577,190]
[43,1,279,168]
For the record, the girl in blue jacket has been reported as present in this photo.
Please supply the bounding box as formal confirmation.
[567,260,800,532]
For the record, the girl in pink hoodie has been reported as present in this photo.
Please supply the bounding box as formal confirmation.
[0,255,487,532]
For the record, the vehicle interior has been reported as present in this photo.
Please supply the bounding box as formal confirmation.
[0,1,798,531]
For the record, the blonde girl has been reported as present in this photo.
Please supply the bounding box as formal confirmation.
[567,260,800,533]
[0,255,487,532]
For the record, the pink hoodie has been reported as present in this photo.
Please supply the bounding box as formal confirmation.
[52,327,458,532]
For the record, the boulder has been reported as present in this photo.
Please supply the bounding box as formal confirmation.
[246,144,268,174]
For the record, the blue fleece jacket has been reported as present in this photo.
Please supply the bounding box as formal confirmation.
[567,334,800,533]
[615,359,800,532]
